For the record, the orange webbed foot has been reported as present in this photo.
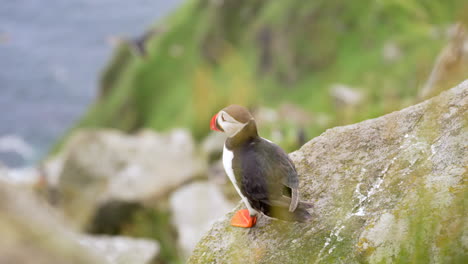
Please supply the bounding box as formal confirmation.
[230,209,257,228]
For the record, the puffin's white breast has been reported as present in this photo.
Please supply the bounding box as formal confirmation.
[222,144,257,215]
[223,144,247,199]
[222,144,237,186]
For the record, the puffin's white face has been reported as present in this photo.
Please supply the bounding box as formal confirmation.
[214,111,248,137]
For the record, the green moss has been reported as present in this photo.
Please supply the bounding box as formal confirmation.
[390,189,466,263]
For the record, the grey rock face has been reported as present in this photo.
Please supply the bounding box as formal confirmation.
[77,235,159,264]
[0,181,105,264]
[56,128,206,229]
[201,132,226,158]
[189,80,467,263]
[170,181,234,257]
[330,83,364,107]
[0,166,40,187]
[420,23,468,100]
[0,180,160,264]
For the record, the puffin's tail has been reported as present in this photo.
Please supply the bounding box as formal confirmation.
[269,201,313,223]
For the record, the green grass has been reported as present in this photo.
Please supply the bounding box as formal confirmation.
[56,0,467,152]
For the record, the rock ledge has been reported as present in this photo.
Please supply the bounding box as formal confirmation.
[189,81,467,264]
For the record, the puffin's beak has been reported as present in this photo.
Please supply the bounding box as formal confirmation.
[210,113,222,132]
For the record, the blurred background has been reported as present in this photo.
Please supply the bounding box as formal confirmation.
[0,0,467,263]
[0,0,182,167]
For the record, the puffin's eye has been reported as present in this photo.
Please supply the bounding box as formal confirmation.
[221,114,226,121]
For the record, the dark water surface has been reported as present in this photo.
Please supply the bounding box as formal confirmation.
[0,0,182,167]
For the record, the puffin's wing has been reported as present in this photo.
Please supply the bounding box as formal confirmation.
[279,149,300,212]
[262,139,300,212]
[289,184,299,212]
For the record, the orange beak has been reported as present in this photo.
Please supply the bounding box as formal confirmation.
[210,113,222,132]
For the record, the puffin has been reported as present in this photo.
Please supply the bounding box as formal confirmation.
[210,104,312,228]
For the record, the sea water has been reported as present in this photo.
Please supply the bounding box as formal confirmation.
[0,0,181,167]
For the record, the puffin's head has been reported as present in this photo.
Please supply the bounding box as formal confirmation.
[210,105,255,137]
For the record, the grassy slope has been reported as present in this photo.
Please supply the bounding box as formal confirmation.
[65,0,466,147]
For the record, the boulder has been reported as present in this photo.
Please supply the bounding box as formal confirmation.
[382,41,402,63]
[189,80,467,263]
[419,22,468,100]
[0,179,160,264]
[0,166,40,187]
[0,181,105,264]
[330,84,365,108]
[0,165,52,203]
[169,181,234,257]
[56,128,206,229]
[77,235,159,264]
[201,131,226,162]
[41,156,65,187]
[329,84,366,126]
[253,106,314,151]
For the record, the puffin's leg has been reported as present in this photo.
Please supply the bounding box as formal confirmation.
[231,209,257,228]
[227,180,258,228]
[231,198,258,228]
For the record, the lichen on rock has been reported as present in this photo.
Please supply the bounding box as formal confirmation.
[189,80,468,264]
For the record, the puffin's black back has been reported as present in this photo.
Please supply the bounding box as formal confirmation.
[227,134,311,222]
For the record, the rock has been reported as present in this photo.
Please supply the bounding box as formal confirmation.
[0,165,52,201]
[0,179,159,264]
[330,84,366,125]
[0,181,106,264]
[77,235,159,264]
[170,181,234,257]
[41,156,65,187]
[189,80,467,263]
[201,132,226,161]
[278,103,314,127]
[206,160,240,203]
[253,105,314,150]
[0,166,40,187]
[420,22,468,99]
[207,159,227,184]
[330,83,364,107]
[56,128,206,229]
[253,107,279,124]
[0,152,65,204]
[382,41,402,63]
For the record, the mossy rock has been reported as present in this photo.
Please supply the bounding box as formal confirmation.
[188,81,467,263]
